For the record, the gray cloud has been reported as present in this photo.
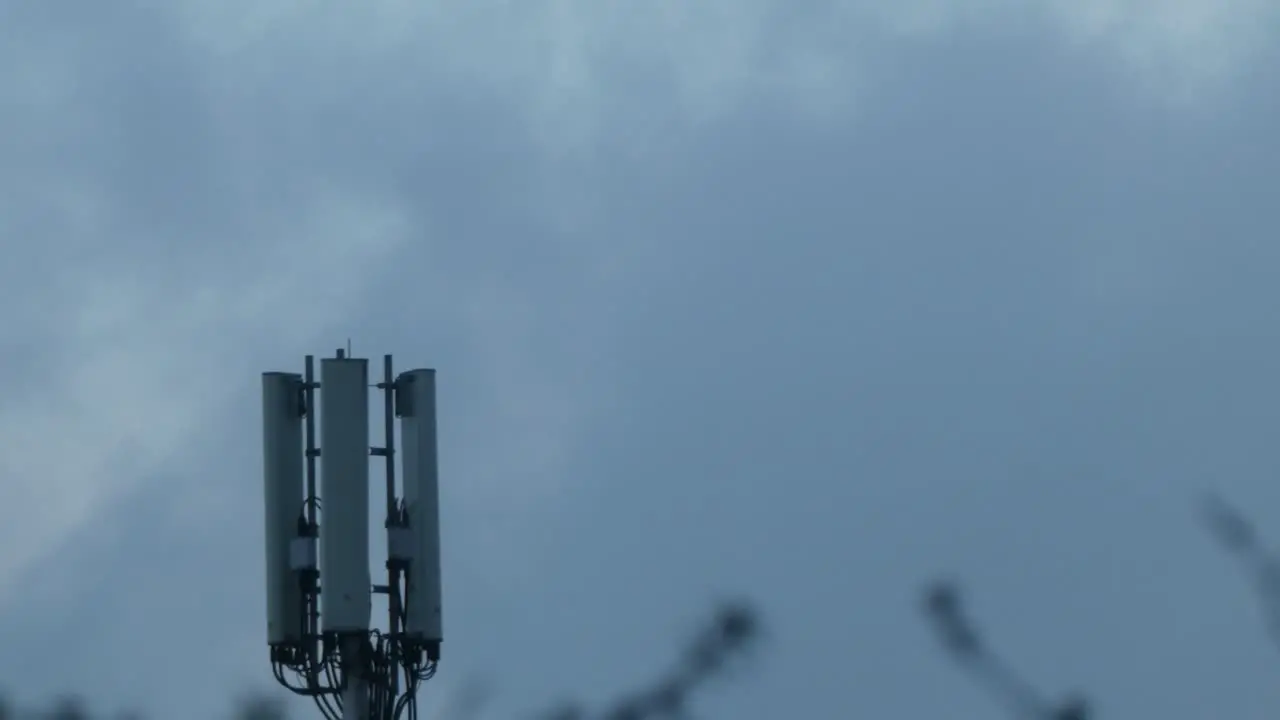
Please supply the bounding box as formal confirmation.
[0,2,1277,719]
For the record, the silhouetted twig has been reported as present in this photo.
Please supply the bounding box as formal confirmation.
[540,600,760,720]
[0,603,758,720]
[922,580,1090,720]
[1202,492,1280,653]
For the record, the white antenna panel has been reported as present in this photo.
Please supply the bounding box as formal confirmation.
[399,368,443,649]
[262,372,305,646]
[319,357,372,633]
[260,351,442,717]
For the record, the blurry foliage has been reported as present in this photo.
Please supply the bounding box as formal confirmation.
[922,580,1090,720]
[7,490,1276,720]
[0,602,759,720]
[923,492,1279,719]
[537,600,759,720]
[8,491,1277,720]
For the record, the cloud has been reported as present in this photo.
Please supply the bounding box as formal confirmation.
[0,3,1276,720]
[0,0,414,589]
[0,0,1275,696]
[1,0,1269,596]
[0,188,407,586]
[1041,0,1275,93]
[175,0,1277,146]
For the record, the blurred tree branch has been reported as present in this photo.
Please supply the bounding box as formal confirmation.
[1201,492,1280,651]
[921,492,1280,719]
[538,600,760,720]
[921,581,1089,720]
[0,601,758,720]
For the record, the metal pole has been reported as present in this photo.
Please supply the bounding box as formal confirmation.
[383,355,397,524]
[303,354,320,684]
[342,636,369,720]
[382,354,400,716]
[303,355,318,528]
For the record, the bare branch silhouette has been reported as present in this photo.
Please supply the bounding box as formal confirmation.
[0,601,758,720]
[1202,492,1280,652]
[539,600,760,720]
[921,580,1090,720]
[919,494,1280,719]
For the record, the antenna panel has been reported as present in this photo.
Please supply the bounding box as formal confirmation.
[398,368,443,652]
[319,357,372,633]
[262,372,305,645]
[262,352,442,718]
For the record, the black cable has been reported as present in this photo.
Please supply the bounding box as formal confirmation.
[312,646,343,719]
[311,695,339,720]
[281,657,337,720]
[393,668,419,720]
[277,627,439,720]
[369,635,388,720]
[272,660,321,697]
[316,684,341,720]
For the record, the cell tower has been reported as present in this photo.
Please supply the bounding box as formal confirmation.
[262,350,442,720]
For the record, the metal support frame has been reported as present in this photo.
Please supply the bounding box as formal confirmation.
[268,352,437,720]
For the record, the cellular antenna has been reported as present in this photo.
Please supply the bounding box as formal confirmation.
[262,351,443,720]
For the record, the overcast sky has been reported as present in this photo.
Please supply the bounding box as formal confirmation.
[1,1,1279,718]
